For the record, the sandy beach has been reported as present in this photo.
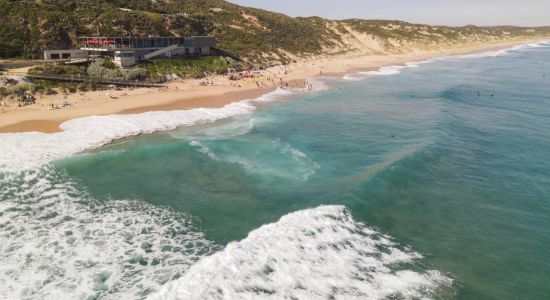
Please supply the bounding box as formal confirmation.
[0,38,547,133]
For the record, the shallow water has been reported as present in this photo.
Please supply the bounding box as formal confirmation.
[1,42,550,299]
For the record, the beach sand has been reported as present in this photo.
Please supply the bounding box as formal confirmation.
[0,38,546,133]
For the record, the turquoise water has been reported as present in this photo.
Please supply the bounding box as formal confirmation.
[2,43,550,299]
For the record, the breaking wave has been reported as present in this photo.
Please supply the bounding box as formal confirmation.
[0,167,218,299]
[359,65,407,76]
[152,205,453,300]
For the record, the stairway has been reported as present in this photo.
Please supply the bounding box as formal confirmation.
[143,44,179,60]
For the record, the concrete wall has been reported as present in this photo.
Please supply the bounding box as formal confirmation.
[114,57,136,67]
[44,50,89,60]
[114,51,136,67]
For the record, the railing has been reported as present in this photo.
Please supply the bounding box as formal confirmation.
[13,73,165,88]
[80,46,117,51]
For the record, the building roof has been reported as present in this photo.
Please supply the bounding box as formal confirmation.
[78,36,215,51]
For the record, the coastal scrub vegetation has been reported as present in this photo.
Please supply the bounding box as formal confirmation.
[139,56,231,81]
[1,55,233,104]
[86,58,148,81]
[28,64,87,76]
[2,0,549,64]
[26,56,231,82]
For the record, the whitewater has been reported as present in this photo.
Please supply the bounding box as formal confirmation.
[1,40,549,300]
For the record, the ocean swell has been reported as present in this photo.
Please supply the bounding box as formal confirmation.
[151,205,452,300]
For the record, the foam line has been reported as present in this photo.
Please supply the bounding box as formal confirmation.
[342,40,550,80]
[0,88,293,173]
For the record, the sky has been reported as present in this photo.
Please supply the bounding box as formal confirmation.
[228,0,550,27]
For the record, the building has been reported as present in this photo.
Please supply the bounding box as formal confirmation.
[43,49,89,60]
[113,51,136,68]
[44,36,216,67]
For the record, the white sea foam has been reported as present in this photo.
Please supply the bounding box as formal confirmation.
[343,62,425,80]
[523,42,549,48]
[454,48,509,59]
[343,66,403,80]
[189,140,219,160]
[0,89,294,173]
[342,40,550,80]
[342,74,362,81]
[152,205,452,300]
[245,87,295,103]
[275,139,321,181]
[170,115,259,141]
[188,138,320,182]
[304,76,331,91]
[343,58,436,80]
[359,65,405,76]
[0,167,218,300]
[453,40,549,59]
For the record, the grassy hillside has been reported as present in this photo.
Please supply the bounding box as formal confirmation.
[1,0,549,64]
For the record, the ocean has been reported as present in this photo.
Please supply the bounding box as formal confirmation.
[1,41,550,299]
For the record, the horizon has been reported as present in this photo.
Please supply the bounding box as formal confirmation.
[228,0,550,27]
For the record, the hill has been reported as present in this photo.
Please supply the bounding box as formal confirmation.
[1,0,549,64]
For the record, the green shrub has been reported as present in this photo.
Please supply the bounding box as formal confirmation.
[123,68,148,80]
[102,58,117,70]
[87,58,108,78]
[87,58,149,81]
[5,83,36,95]
[139,56,230,81]
[28,64,86,76]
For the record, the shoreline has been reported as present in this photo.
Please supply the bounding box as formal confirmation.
[1,38,547,133]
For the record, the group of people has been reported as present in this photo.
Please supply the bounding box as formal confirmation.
[279,80,314,92]
[305,81,314,91]
[49,100,71,110]
[198,77,215,86]
[476,90,494,97]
